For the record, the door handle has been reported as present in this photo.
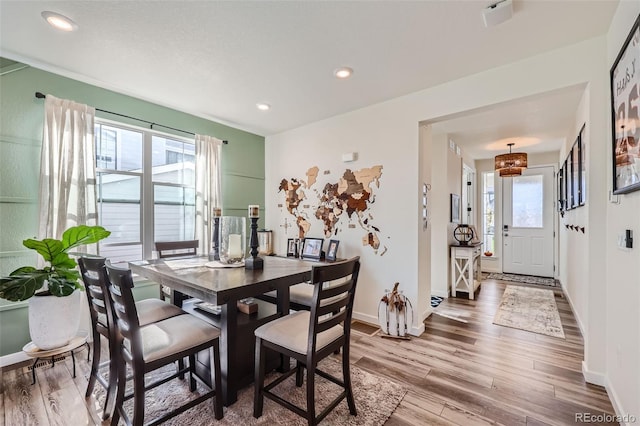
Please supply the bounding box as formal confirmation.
[504,233,509,237]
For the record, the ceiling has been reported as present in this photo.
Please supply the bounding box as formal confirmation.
[0,1,617,140]
[431,84,587,160]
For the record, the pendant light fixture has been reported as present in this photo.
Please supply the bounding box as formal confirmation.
[495,143,527,177]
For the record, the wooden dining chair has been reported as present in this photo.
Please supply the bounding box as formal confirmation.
[106,262,223,426]
[78,256,185,420]
[155,240,199,306]
[253,257,360,426]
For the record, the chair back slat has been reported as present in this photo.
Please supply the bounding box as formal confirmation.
[78,257,115,333]
[316,309,348,334]
[307,257,360,355]
[105,263,141,356]
[155,240,199,258]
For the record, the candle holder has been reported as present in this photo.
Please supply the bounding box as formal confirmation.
[209,207,222,261]
[245,205,263,270]
[209,216,221,261]
[219,216,246,265]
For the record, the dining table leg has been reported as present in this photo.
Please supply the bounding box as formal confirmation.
[220,301,238,405]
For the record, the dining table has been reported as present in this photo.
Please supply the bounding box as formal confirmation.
[129,255,315,405]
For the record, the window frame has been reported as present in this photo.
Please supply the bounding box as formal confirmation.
[95,118,196,262]
[481,171,496,257]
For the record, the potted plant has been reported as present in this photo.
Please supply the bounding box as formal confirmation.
[0,225,110,350]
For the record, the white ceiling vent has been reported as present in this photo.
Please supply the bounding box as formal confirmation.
[482,0,513,28]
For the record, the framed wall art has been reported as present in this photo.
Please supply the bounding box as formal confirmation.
[450,193,460,223]
[610,14,640,194]
[579,124,587,206]
[571,138,580,208]
[557,166,565,213]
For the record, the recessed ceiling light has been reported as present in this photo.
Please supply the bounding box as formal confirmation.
[256,103,271,111]
[41,11,78,32]
[334,67,353,79]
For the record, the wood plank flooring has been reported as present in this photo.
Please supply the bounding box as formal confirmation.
[0,279,618,425]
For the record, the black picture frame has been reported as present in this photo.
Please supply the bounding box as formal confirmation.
[326,239,340,262]
[301,237,323,261]
[571,139,580,208]
[563,159,571,211]
[450,193,460,223]
[610,14,640,195]
[286,238,297,257]
[557,166,564,213]
[579,124,587,206]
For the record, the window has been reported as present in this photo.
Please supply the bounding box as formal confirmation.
[512,175,543,228]
[482,172,495,254]
[95,122,196,264]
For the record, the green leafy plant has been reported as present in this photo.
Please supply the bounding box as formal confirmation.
[0,225,111,302]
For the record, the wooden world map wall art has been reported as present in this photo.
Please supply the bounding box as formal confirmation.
[278,165,387,256]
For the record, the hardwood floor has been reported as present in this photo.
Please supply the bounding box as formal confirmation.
[1,279,617,425]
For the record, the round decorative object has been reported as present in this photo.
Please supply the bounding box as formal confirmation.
[453,225,474,245]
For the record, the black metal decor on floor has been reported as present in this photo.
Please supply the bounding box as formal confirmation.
[430,296,444,308]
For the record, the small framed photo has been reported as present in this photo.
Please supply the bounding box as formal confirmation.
[301,238,323,261]
[286,238,297,257]
[326,239,340,262]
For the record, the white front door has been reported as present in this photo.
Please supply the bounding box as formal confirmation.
[502,166,554,277]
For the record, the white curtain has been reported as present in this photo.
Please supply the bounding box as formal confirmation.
[39,95,97,246]
[195,134,223,255]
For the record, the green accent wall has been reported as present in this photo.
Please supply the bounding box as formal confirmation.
[0,61,265,357]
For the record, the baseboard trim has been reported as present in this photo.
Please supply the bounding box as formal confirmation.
[431,290,449,298]
[581,361,606,386]
[0,351,30,369]
[353,309,426,337]
[605,375,634,425]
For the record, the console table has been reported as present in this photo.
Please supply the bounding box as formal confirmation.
[450,243,482,299]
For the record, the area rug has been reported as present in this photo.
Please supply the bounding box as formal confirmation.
[92,357,406,425]
[486,272,558,287]
[493,285,565,338]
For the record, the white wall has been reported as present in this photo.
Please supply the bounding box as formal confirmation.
[265,107,423,333]
[560,89,590,338]
[266,35,635,416]
[604,2,640,420]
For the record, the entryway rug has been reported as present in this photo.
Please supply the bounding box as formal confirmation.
[493,285,565,338]
[93,357,406,425]
[486,272,558,287]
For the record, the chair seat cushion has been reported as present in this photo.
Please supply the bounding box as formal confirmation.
[255,311,343,355]
[265,284,343,308]
[97,298,184,328]
[136,314,220,363]
[136,298,185,327]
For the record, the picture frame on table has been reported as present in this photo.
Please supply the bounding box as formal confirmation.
[301,237,323,261]
[286,238,297,257]
[450,193,460,223]
[326,239,340,262]
[610,14,640,195]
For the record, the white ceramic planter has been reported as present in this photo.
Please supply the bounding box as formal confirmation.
[28,290,81,350]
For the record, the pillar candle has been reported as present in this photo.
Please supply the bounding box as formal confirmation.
[248,205,260,218]
[229,234,242,258]
[213,207,222,218]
